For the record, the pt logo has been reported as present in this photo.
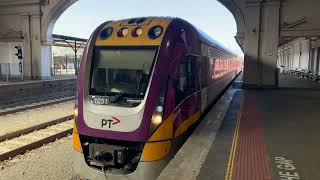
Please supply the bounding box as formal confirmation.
[101,117,121,128]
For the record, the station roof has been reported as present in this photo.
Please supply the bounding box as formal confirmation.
[52,34,87,49]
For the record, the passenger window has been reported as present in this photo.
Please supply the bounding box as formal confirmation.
[175,55,197,107]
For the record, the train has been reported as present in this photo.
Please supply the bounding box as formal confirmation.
[73,17,242,180]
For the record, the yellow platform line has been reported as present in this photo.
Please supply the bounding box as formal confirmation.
[225,111,241,180]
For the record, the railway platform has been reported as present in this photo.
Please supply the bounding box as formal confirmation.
[198,88,320,180]
[0,77,76,110]
[0,75,76,86]
[159,73,320,180]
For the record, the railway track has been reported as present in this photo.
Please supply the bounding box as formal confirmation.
[0,116,73,161]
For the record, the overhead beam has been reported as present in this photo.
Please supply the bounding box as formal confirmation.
[0,0,39,7]
[52,34,87,42]
[281,29,320,37]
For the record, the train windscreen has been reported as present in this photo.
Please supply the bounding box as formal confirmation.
[89,47,157,107]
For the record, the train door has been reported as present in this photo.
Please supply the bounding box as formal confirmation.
[173,55,198,133]
[199,56,209,113]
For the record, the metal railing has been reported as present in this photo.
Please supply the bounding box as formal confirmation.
[288,68,320,83]
[52,55,81,76]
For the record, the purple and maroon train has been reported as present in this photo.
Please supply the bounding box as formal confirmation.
[73,17,242,179]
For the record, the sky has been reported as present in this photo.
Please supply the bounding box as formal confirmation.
[53,0,242,55]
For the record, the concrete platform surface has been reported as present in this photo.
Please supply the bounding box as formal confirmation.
[198,88,320,180]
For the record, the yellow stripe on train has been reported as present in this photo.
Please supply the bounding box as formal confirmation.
[174,111,201,138]
[142,111,200,161]
[95,17,172,46]
[142,140,171,162]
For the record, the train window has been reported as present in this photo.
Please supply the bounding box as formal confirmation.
[89,47,157,107]
[175,55,197,107]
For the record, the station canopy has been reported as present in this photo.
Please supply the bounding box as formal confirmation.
[52,34,87,49]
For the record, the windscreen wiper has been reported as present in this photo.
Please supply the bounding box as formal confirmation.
[135,71,143,98]
[110,80,138,103]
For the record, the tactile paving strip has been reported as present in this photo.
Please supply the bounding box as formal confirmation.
[225,91,272,180]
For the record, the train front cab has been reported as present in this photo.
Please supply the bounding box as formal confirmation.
[72,17,240,180]
[73,18,177,180]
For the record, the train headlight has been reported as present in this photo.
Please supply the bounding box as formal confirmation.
[99,27,113,39]
[132,27,143,37]
[153,106,163,125]
[74,108,78,118]
[156,105,163,113]
[74,99,79,122]
[150,113,163,133]
[148,25,163,39]
[148,77,168,136]
[149,102,165,135]
[151,114,162,126]
[117,27,129,37]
